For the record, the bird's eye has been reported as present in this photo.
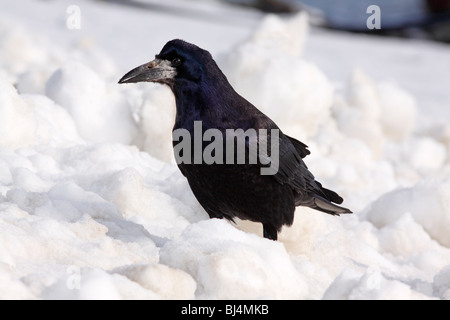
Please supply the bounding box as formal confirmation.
[172,58,182,66]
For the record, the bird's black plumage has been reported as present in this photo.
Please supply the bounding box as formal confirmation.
[119,39,351,240]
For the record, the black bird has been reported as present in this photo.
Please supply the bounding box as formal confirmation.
[119,39,351,240]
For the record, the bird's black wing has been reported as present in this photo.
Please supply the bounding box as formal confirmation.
[250,110,348,209]
[272,131,350,213]
[249,112,319,193]
[285,135,311,159]
[270,130,319,192]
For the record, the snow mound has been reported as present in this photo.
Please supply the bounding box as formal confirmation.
[365,175,450,248]
[220,12,333,139]
[0,77,81,149]
[0,77,37,148]
[0,0,449,300]
[132,85,176,162]
[160,219,308,299]
[334,69,417,156]
[46,61,137,145]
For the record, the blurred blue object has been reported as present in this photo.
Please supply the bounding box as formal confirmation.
[299,0,430,30]
[295,0,450,42]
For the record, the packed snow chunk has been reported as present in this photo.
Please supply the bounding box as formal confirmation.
[334,69,384,156]
[250,12,309,57]
[0,19,49,76]
[433,265,450,299]
[404,137,447,172]
[0,265,35,299]
[377,213,444,259]
[322,268,361,300]
[9,166,53,194]
[2,189,159,270]
[345,69,381,120]
[439,124,450,146]
[43,268,119,300]
[133,85,176,163]
[0,77,37,148]
[92,168,155,220]
[92,167,191,238]
[45,61,137,144]
[43,267,165,300]
[116,263,196,299]
[366,174,450,247]
[160,219,308,299]
[220,14,333,138]
[324,267,433,300]
[335,69,418,156]
[280,208,392,299]
[16,66,53,95]
[377,82,417,142]
[0,76,81,148]
[22,94,82,146]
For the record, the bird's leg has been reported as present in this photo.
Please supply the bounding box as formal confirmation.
[263,224,278,241]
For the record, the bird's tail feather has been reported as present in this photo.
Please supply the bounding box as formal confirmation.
[316,182,344,204]
[311,194,352,216]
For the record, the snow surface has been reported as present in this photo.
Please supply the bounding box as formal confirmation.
[0,0,449,300]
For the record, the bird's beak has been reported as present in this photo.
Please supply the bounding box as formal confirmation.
[118,59,176,84]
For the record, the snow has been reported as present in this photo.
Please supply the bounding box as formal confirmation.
[46,60,138,144]
[0,0,449,300]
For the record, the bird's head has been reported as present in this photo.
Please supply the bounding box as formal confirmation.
[119,39,213,88]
